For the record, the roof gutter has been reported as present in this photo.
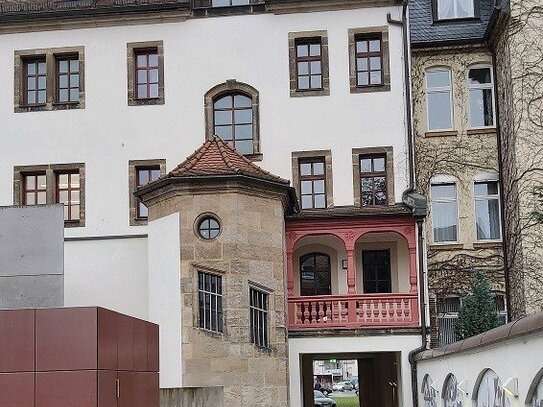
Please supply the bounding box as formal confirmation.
[390,2,430,406]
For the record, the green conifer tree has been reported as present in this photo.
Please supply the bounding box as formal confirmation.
[455,271,501,340]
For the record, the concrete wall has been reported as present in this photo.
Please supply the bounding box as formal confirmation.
[0,205,64,308]
[417,328,543,407]
[288,334,422,407]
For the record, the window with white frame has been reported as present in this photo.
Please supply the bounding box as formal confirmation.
[468,66,495,128]
[437,0,474,20]
[431,180,458,243]
[426,68,453,131]
[474,177,501,241]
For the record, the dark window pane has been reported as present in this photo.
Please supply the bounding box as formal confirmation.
[468,68,491,85]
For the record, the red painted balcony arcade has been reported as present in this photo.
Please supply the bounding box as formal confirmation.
[286,213,420,331]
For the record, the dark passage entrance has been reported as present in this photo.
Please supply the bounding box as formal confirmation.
[301,352,399,407]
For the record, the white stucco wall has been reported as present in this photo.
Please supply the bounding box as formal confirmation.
[288,335,421,407]
[417,329,543,407]
[64,237,149,318]
[148,213,182,389]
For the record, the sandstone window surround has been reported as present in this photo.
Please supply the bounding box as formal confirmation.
[430,174,459,244]
[128,159,166,226]
[13,163,85,228]
[291,150,333,209]
[288,30,330,97]
[204,80,261,160]
[348,26,391,94]
[352,146,394,207]
[127,41,165,106]
[14,46,85,113]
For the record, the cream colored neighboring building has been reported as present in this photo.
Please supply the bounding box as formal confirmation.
[492,0,543,319]
[411,46,506,346]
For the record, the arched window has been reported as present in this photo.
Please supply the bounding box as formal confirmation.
[299,253,331,296]
[527,368,543,407]
[475,369,511,407]
[204,80,260,157]
[443,374,463,407]
[421,374,438,407]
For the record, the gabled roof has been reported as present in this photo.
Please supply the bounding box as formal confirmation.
[166,136,289,185]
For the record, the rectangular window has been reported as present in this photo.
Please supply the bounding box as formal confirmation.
[355,36,383,87]
[468,67,495,128]
[426,68,453,131]
[127,42,164,106]
[362,250,391,294]
[431,183,458,242]
[22,173,47,205]
[57,57,80,103]
[249,287,269,348]
[136,167,161,219]
[56,172,81,222]
[24,58,47,105]
[136,50,159,100]
[475,180,501,241]
[295,39,323,91]
[198,272,223,333]
[360,155,387,206]
[299,159,326,209]
[437,296,460,346]
[437,0,474,20]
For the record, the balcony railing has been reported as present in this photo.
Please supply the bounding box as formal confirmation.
[288,293,419,330]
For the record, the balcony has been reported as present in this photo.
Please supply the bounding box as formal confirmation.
[285,215,420,331]
[288,293,419,329]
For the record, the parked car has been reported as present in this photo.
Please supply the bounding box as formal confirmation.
[332,380,353,391]
[314,390,337,407]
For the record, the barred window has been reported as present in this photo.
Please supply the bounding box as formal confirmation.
[437,296,460,346]
[249,287,269,348]
[198,272,223,333]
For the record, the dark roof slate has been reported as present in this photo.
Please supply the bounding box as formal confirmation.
[286,204,413,220]
[409,0,494,47]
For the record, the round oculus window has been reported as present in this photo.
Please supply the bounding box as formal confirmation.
[198,216,221,240]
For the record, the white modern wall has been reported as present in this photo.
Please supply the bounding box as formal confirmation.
[288,335,421,407]
[148,213,182,389]
[64,237,149,318]
[417,329,543,407]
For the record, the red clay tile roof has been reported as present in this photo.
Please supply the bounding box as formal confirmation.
[166,136,289,185]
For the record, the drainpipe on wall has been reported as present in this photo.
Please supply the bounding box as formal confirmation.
[390,1,430,406]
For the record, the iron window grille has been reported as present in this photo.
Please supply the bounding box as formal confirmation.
[299,159,326,209]
[354,35,383,87]
[359,155,387,206]
[295,39,323,91]
[249,287,269,348]
[198,271,223,333]
[135,167,161,219]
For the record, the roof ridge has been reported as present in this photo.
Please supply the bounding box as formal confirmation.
[214,136,239,172]
[168,138,212,176]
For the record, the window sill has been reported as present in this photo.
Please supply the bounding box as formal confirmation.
[290,88,330,98]
[473,241,503,249]
[64,220,84,228]
[244,153,263,162]
[429,243,464,251]
[433,16,480,24]
[128,97,165,106]
[130,217,149,226]
[350,84,391,94]
[424,130,458,138]
[15,102,84,113]
[466,127,497,136]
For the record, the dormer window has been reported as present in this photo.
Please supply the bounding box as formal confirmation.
[436,0,474,20]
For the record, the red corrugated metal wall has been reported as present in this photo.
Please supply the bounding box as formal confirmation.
[0,307,159,407]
